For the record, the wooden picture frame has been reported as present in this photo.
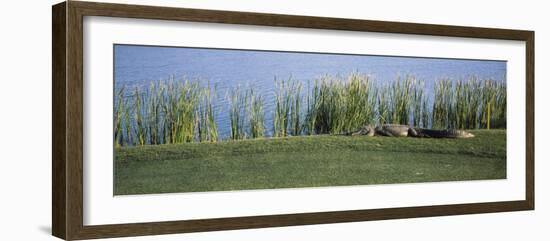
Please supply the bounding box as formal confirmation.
[52,1,534,240]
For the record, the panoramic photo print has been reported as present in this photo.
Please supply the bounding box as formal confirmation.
[113,44,507,195]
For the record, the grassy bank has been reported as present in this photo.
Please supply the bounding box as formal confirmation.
[114,129,506,195]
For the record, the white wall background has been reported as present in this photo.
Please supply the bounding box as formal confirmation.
[0,0,547,240]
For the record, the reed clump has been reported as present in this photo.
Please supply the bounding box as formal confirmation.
[197,83,218,142]
[432,79,454,129]
[228,86,247,140]
[480,79,507,129]
[273,78,301,137]
[411,79,430,128]
[115,78,214,146]
[248,88,265,139]
[432,78,506,129]
[304,73,377,135]
[388,76,415,125]
[113,86,126,147]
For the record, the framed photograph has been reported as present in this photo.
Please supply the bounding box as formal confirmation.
[52,1,534,240]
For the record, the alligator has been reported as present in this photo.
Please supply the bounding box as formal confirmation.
[349,124,475,138]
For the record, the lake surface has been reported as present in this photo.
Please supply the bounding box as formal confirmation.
[114,44,506,138]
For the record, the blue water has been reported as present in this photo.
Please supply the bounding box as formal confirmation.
[114,44,506,138]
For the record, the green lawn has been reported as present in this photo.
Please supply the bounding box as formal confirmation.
[114,129,506,195]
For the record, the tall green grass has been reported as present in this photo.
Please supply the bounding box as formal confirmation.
[377,83,390,125]
[341,74,377,132]
[197,83,218,142]
[273,78,297,137]
[114,73,506,146]
[228,86,247,140]
[305,76,340,134]
[133,87,146,145]
[290,82,302,136]
[389,77,414,125]
[411,79,426,127]
[304,80,317,135]
[304,74,376,134]
[114,86,125,147]
[421,92,431,128]
[453,78,482,129]
[115,78,212,146]
[228,86,267,140]
[146,82,163,145]
[432,79,454,129]
[480,79,507,129]
[123,95,133,146]
[432,78,506,129]
[247,88,265,139]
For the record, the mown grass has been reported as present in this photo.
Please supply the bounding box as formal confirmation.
[114,129,506,195]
